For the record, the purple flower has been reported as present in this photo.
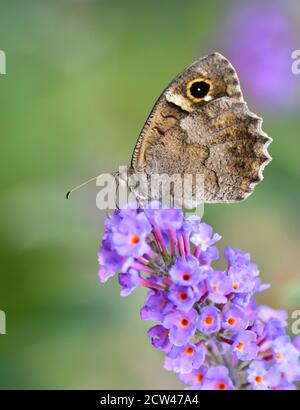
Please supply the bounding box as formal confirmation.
[141,201,163,223]
[140,291,173,322]
[279,362,300,384]
[293,335,300,352]
[117,200,139,217]
[272,336,299,365]
[274,383,297,390]
[118,268,140,296]
[247,361,281,390]
[169,255,207,286]
[98,265,117,284]
[257,306,288,326]
[168,343,205,373]
[163,309,197,346]
[265,318,286,340]
[181,215,201,234]
[251,320,265,338]
[160,208,184,232]
[231,331,258,361]
[144,204,183,232]
[228,266,256,294]
[179,366,207,387]
[222,305,248,333]
[168,285,200,312]
[225,247,259,278]
[202,366,234,390]
[231,293,252,309]
[247,361,268,389]
[147,325,172,353]
[207,270,232,304]
[243,297,258,321]
[253,277,271,293]
[190,222,221,251]
[198,306,221,334]
[98,201,300,390]
[111,213,151,257]
[199,246,219,265]
[97,236,132,283]
[266,365,283,389]
[225,246,251,267]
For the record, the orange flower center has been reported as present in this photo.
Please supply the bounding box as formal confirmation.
[130,235,140,245]
[205,315,214,326]
[227,317,237,326]
[236,342,244,351]
[179,292,188,301]
[233,282,239,290]
[212,284,219,291]
[276,352,282,361]
[184,346,194,356]
[255,375,263,384]
[217,382,227,390]
[180,318,189,328]
[196,373,203,383]
[182,273,190,281]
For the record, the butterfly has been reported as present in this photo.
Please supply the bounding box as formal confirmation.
[67,53,272,207]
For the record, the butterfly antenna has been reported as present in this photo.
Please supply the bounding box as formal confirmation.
[66,175,100,199]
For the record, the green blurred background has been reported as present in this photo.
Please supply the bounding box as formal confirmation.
[0,0,299,389]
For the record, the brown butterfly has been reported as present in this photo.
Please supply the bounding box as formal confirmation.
[67,53,272,206]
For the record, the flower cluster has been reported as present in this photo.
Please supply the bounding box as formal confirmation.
[98,202,300,390]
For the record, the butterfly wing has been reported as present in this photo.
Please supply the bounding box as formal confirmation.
[179,97,271,202]
[131,53,272,204]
